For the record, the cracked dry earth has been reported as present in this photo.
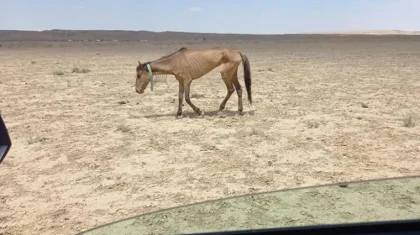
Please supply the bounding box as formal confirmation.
[1,38,420,235]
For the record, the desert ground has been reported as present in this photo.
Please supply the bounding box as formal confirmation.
[1,36,420,235]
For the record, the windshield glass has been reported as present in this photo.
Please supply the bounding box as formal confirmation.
[78,176,420,235]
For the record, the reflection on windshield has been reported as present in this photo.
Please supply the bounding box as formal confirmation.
[77,176,420,235]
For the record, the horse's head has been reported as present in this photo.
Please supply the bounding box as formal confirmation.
[135,61,151,94]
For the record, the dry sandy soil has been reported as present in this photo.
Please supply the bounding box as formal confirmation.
[1,37,420,235]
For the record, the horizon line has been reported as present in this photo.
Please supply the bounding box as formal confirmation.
[1,28,420,36]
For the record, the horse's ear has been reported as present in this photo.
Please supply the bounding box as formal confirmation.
[137,61,143,71]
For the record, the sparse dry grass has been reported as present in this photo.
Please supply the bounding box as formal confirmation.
[53,70,65,76]
[72,67,91,73]
[27,136,47,145]
[116,124,130,133]
[306,120,320,129]
[402,113,415,127]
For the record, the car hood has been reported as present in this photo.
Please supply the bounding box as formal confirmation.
[77,175,420,235]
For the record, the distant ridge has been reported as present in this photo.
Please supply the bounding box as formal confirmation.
[0,30,266,42]
[1,29,419,42]
[299,30,420,35]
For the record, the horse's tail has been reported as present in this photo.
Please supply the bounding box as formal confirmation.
[239,52,252,106]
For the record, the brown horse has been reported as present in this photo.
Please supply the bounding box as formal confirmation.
[135,47,252,117]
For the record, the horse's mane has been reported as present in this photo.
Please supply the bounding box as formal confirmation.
[155,47,187,61]
[141,47,187,71]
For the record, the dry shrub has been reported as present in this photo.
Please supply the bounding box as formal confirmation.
[53,70,65,76]
[72,67,91,73]
[117,124,130,133]
[402,113,415,128]
[27,136,47,145]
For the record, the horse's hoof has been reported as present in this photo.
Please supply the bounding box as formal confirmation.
[197,112,205,118]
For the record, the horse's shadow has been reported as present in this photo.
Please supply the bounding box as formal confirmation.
[144,110,253,119]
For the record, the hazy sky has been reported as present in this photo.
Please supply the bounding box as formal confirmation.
[1,0,419,34]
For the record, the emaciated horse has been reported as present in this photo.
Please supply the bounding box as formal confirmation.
[135,47,252,117]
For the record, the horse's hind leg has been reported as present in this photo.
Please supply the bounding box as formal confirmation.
[219,73,234,111]
[232,71,243,115]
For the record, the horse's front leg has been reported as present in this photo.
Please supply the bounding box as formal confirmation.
[184,80,202,115]
[177,80,184,118]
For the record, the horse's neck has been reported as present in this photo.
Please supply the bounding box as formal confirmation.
[150,57,177,75]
